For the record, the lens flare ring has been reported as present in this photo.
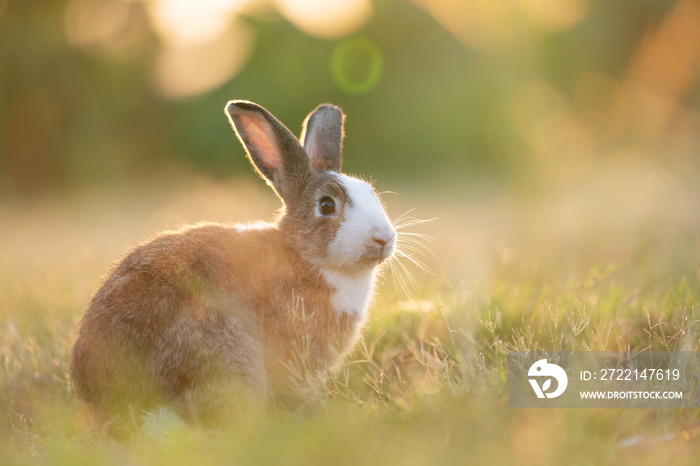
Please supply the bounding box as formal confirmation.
[331,37,384,95]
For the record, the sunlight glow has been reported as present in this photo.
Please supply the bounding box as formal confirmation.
[516,0,588,31]
[623,0,700,144]
[147,0,248,46]
[64,0,132,47]
[411,0,515,52]
[412,0,587,52]
[65,0,378,99]
[274,0,373,39]
[154,22,253,99]
[145,0,253,99]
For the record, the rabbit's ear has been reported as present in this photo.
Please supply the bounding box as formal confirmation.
[300,104,344,172]
[226,101,310,201]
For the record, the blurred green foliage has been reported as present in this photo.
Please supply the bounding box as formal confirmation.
[1,0,698,196]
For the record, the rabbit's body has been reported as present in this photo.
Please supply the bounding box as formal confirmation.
[71,222,368,424]
[69,101,395,428]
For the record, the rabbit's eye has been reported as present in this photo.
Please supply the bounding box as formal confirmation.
[319,196,336,215]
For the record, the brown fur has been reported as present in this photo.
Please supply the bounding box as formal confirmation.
[281,171,351,266]
[69,222,362,427]
[69,101,391,431]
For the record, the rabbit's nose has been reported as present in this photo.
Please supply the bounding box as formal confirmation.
[372,233,395,247]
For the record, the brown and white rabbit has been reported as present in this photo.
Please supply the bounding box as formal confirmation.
[69,100,396,429]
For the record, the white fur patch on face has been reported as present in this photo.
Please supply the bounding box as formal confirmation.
[328,173,395,269]
[322,268,377,317]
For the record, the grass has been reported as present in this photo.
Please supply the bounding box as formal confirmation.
[1,160,699,465]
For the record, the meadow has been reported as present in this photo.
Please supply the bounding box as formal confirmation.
[1,156,699,465]
[2,0,699,464]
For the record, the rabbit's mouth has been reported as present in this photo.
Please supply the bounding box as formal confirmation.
[360,243,394,266]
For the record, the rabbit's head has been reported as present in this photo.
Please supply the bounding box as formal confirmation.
[225,101,395,273]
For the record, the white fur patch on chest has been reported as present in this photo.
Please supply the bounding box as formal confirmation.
[321,268,376,317]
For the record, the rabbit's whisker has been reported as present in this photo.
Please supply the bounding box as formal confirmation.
[391,208,416,225]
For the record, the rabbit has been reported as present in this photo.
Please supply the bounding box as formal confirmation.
[68,100,396,430]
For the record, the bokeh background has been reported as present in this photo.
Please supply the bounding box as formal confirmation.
[2,1,700,463]
[2,0,699,196]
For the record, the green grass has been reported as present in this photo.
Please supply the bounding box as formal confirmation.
[1,164,699,465]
